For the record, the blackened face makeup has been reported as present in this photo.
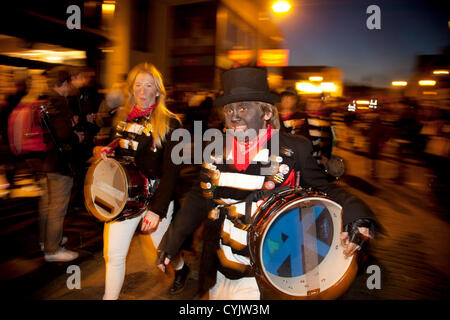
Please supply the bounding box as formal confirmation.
[223,101,270,141]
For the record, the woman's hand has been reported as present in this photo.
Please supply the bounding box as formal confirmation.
[93,146,111,160]
[141,210,161,233]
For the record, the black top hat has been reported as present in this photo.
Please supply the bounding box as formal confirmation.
[213,67,280,107]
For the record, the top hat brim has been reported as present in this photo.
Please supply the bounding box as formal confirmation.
[213,92,280,107]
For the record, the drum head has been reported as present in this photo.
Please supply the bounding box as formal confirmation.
[84,158,128,222]
[258,197,355,298]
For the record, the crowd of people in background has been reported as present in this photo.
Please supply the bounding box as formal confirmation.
[0,64,449,253]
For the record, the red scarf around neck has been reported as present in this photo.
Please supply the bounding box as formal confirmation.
[127,103,156,121]
[232,124,273,172]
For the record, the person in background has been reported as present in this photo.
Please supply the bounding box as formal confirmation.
[39,66,82,262]
[278,88,309,138]
[304,98,334,170]
[68,67,101,210]
[95,80,127,144]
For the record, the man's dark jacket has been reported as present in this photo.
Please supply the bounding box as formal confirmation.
[160,131,378,293]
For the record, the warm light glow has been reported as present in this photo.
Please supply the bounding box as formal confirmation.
[392,81,407,86]
[228,50,254,65]
[272,1,291,13]
[102,3,115,14]
[357,106,370,110]
[356,100,370,105]
[257,49,289,67]
[321,82,337,92]
[433,70,449,75]
[296,82,322,94]
[423,91,437,95]
[419,80,436,86]
[309,76,323,82]
[45,56,63,62]
[4,49,86,65]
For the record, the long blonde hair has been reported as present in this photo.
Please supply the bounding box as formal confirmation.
[123,62,180,148]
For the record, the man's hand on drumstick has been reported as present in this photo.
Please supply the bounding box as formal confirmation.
[341,218,375,258]
[340,227,372,257]
[141,210,160,233]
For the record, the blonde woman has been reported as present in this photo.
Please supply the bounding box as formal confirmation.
[93,63,185,299]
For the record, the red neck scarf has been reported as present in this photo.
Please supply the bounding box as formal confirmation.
[232,124,273,172]
[127,103,156,121]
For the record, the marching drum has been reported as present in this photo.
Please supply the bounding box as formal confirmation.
[84,158,151,222]
[248,188,358,300]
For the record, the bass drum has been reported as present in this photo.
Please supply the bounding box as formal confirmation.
[84,158,149,222]
[248,188,358,300]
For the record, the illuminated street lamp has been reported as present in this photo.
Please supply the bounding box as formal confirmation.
[392,81,407,86]
[418,80,436,86]
[309,76,323,81]
[272,1,291,13]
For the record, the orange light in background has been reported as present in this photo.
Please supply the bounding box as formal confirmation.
[422,91,437,95]
[272,1,291,13]
[418,80,436,86]
[3,49,86,65]
[321,82,337,92]
[309,76,323,81]
[102,1,115,14]
[45,56,63,63]
[433,70,449,75]
[257,49,289,67]
[356,100,370,105]
[296,82,322,94]
[392,81,407,86]
[228,50,254,65]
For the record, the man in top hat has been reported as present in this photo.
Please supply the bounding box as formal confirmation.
[157,67,378,299]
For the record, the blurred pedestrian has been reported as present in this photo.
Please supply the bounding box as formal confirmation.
[304,98,334,168]
[366,112,385,180]
[392,100,421,184]
[422,108,449,213]
[278,88,310,137]
[95,81,127,143]
[7,70,48,197]
[39,66,82,262]
[68,67,102,210]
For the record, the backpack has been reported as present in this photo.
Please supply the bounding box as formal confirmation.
[7,100,48,156]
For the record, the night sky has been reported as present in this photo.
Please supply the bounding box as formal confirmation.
[272,0,449,88]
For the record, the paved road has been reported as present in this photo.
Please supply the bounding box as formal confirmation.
[1,147,449,300]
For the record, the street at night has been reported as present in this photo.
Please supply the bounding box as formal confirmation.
[1,144,449,300]
[0,0,449,311]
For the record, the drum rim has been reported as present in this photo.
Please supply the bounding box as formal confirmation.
[256,195,355,298]
[84,158,129,222]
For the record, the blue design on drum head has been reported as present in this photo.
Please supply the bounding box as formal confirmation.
[262,204,333,278]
